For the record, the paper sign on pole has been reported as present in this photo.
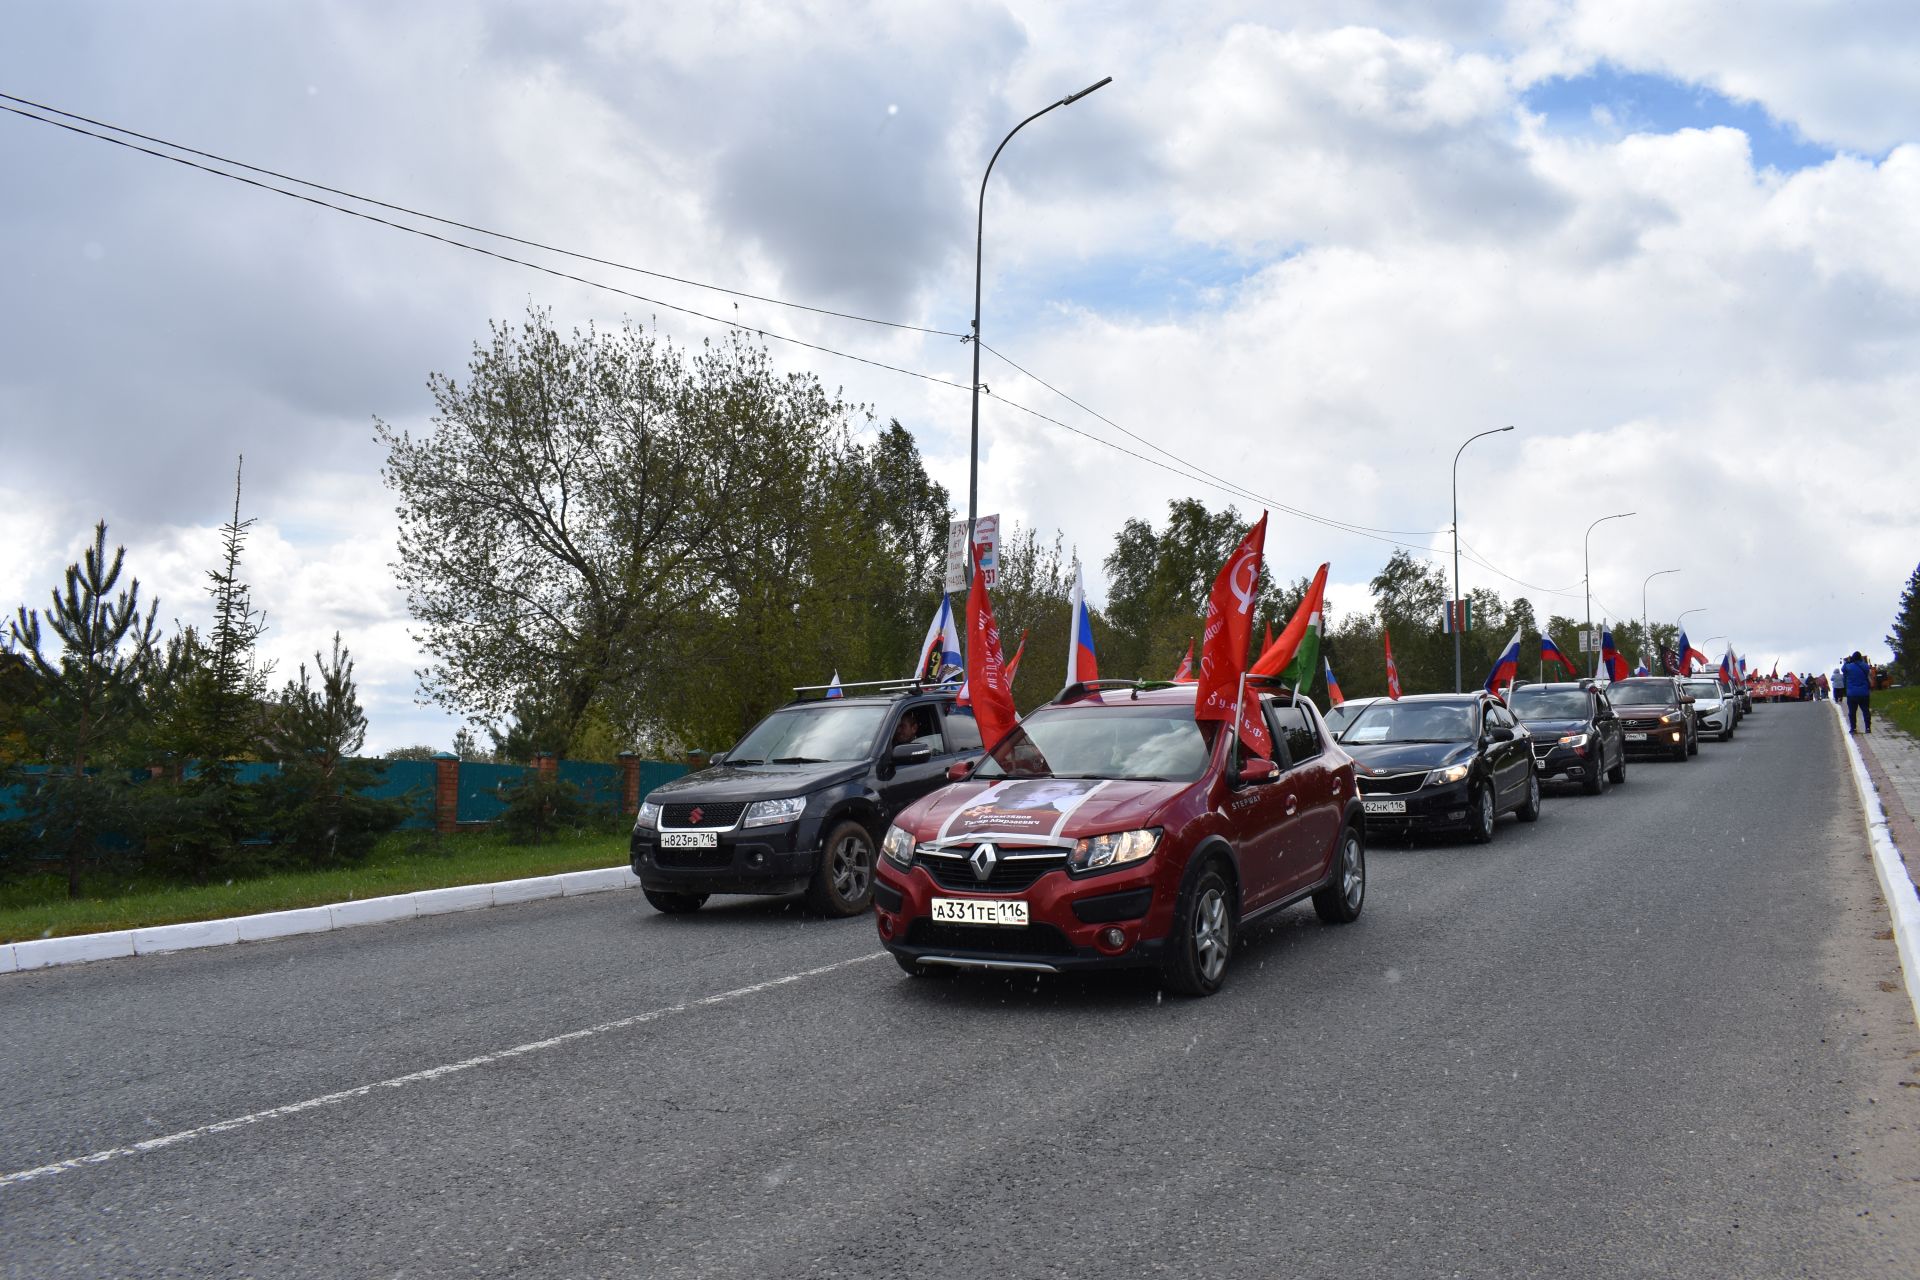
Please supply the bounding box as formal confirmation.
[944,520,970,593]
[972,514,1000,590]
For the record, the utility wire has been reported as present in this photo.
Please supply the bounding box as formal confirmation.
[0,90,964,340]
[1454,535,1586,600]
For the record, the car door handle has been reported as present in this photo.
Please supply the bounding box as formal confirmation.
[1285,795,1299,816]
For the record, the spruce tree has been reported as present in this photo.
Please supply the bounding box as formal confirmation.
[262,633,405,865]
[7,522,160,896]
[1890,561,1920,684]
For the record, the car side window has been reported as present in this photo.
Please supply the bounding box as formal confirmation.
[1273,704,1322,766]
[891,706,944,754]
[939,706,982,754]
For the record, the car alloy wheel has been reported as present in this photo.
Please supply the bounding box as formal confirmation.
[831,830,873,902]
[1313,827,1366,924]
[807,819,877,916]
[1193,886,1231,984]
[1468,783,1496,843]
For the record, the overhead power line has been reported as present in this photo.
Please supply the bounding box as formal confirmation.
[1,93,1479,562]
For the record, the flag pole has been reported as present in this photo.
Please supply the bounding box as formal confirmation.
[1231,670,1248,759]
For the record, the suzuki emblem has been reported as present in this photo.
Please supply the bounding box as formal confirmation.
[688,807,704,825]
[969,842,998,882]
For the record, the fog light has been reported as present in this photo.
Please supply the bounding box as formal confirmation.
[877,914,894,939]
[748,850,766,867]
[1671,732,1681,742]
[1099,926,1126,950]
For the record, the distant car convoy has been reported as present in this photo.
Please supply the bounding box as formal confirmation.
[631,666,1754,997]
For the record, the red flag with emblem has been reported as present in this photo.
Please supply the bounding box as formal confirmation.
[964,568,1018,750]
[1172,640,1195,683]
[1003,629,1029,687]
[1194,513,1272,759]
[1385,628,1402,700]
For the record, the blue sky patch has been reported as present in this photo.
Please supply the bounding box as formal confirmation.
[991,243,1277,329]
[1523,64,1834,172]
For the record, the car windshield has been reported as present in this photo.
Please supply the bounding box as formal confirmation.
[1684,682,1722,700]
[1508,689,1589,720]
[1608,678,1675,705]
[975,704,1211,782]
[727,704,887,764]
[1341,700,1477,744]
[1322,702,1369,734]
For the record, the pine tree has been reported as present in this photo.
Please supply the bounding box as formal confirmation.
[7,522,160,896]
[261,633,405,866]
[1890,562,1920,684]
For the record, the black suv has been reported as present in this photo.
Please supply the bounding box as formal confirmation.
[1605,676,1698,762]
[1507,681,1628,795]
[1340,692,1540,842]
[631,683,982,916]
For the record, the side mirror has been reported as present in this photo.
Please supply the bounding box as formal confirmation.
[708,751,728,767]
[945,758,975,781]
[1487,726,1515,742]
[892,742,933,765]
[1680,695,1696,706]
[1237,758,1280,785]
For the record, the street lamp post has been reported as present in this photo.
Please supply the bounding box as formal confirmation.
[965,76,1112,555]
[1583,512,1635,677]
[1642,568,1680,669]
[1451,425,1515,692]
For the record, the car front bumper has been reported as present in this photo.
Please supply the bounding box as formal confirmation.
[1532,742,1600,781]
[1358,779,1474,835]
[1621,725,1688,755]
[630,820,819,896]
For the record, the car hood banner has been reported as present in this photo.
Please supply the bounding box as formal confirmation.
[937,778,1109,843]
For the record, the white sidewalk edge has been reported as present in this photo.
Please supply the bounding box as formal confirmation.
[1832,700,1920,1029]
[4,863,641,975]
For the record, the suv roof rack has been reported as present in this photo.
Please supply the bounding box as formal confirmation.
[787,677,957,702]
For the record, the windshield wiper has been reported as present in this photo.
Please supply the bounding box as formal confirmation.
[727,757,765,766]
[771,756,828,764]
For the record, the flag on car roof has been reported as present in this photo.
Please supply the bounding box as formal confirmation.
[1324,656,1345,706]
[1004,629,1029,687]
[1172,640,1196,683]
[1678,630,1707,675]
[1194,512,1272,759]
[825,671,843,699]
[1384,629,1402,700]
[1251,562,1329,688]
[1066,562,1098,686]
[1601,628,1630,682]
[915,596,963,684]
[1540,633,1580,676]
[1484,627,1523,694]
[962,569,1017,750]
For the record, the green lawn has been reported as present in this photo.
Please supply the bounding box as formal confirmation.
[1879,685,1920,739]
[0,828,631,944]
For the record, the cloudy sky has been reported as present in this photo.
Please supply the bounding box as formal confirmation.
[3,1,1916,750]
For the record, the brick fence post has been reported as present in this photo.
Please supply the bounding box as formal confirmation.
[533,751,558,781]
[432,751,459,834]
[617,751,640,815]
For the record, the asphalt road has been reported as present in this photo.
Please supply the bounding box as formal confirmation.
[3,701,1917,1279]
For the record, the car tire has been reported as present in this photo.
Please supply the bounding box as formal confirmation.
[1164,861,1235,997]
[1671,734,1689,762]
[1467,782,1496,844]
[1582,755,1608,795]
[1719,724,1733,743]
[805,819,878,916]
[1687,731,1699,756]
[1608,753,1627,785]
[1311,825,1366,924]
[643,889,708,914]
[1516,768,1542,822]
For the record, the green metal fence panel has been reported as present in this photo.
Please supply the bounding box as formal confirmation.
[556,759,620,812]
[637,760,688,801]
[454,761,524,824]
[356,759,438,829]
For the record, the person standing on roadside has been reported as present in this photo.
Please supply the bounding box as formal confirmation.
[1842,651,1874,734]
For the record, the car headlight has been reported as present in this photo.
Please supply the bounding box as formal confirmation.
[742,796,806,828]
[635,801,661,830]
[1424,763,1471,786]
[1556,732,1590,748]
[1658,712,1683,724]
[1069,828,1160,872]
[881,824,915,868]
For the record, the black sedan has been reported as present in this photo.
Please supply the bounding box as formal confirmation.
[1341,693,1540,843]
[1507,681,1628,795]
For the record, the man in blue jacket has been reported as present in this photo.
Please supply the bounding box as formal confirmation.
[1841,651,1874,734]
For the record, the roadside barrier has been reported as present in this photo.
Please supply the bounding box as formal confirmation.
[1832,700,1920,1029]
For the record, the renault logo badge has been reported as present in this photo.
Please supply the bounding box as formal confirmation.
[969,843,998,882]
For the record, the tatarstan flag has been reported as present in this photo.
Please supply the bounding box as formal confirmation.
[1251,562,1329,688]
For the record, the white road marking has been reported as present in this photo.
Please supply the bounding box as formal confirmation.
[0,951,886,1190]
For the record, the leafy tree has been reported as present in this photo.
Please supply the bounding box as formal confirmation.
[1102,500,1289,680]
[6,522,161,895]
[382,744,441,762]
[1889,562,1920,684]
[260,633,407,866]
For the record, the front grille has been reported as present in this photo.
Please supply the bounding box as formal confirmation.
[1357,771,1427,796]
[904,920,1074,957]
[662,802,745,829]
[1621,718,1667,732]
[919,850,1067,893]
[654,843,733,869]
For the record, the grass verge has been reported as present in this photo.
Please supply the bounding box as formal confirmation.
[1880,685,1920,739]
[0,828,631,944]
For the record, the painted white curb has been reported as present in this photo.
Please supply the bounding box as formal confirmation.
[4,864,641,975]
[1832,701,1920,1029]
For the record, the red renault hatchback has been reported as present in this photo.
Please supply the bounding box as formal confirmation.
[871,680,1366,996]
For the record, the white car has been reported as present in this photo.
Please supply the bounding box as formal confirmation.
[1682,677,1736,742]
[1323,696,1381,740]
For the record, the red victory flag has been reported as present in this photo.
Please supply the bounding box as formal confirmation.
[964,567,1018,750]
[1195,513,1273,759]
[1172,640,1196,683]
[1003,629,1029,687]
[1384,628,1402,700]
[1263,620,1275,653]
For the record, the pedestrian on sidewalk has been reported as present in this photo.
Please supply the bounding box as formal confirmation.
[1842,650,1874,734]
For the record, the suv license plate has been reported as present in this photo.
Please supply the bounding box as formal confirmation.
[930,898,1028,927]
[659,831,719,848]
[1625,732,1648,742]
[1363,799,1407,815]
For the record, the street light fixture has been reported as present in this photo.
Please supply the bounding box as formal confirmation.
[1642,568,1680,668]
[1451,425,1515,692]
[965,76,1113,555]
[1583,512,1635,677]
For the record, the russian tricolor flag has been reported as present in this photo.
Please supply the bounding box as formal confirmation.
[1540,634,1579,676]
[1323,656,1345,706]
[1066,562,1098,686]
[1484,627,1522,694]
[1601,628,1630,682]
[1678,630,1707,675]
